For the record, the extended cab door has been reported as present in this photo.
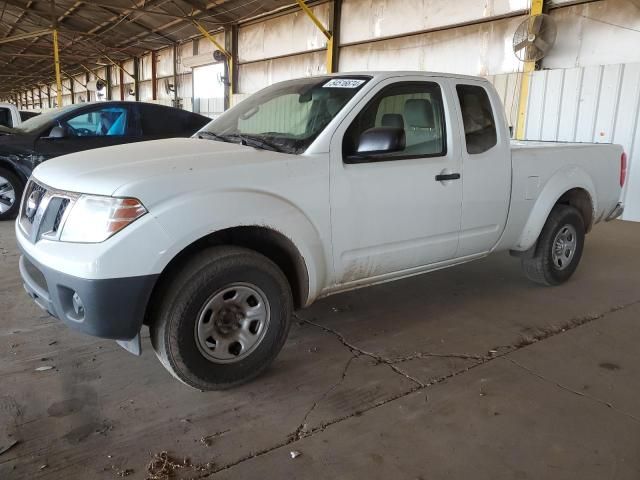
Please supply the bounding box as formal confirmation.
[35,105,136,159]
[451,80,511,256]
[329,77,463,285]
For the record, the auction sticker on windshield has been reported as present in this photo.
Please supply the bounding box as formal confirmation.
[323,79,366,88]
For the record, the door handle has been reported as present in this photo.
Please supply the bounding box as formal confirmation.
[435,173,461,181]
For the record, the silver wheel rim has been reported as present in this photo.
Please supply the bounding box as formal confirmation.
[552,224,577,271]
[0,176,16,214]
[195,283,270,364]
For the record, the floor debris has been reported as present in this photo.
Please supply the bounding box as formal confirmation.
[35,366,53,371]
[290,450,302,459]
[112,466,134,477]
[146,451,215,479]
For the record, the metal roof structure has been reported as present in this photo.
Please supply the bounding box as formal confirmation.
[0,0,294,97]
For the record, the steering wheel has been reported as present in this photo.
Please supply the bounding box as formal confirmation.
[73,127,94,137]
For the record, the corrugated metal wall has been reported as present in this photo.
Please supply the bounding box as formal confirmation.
[521,63,640,221]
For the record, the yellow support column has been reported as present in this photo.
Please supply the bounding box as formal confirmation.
[295,0,334,73]
[52,29,63,107]
[515,0,545,140]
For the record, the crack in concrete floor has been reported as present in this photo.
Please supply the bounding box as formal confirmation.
[292,353,358,441]
[507,357,640,424]
[203,298,640,477]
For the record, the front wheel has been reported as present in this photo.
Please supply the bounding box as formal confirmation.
[521,204,585,286]
[0,167,23,221]
[149,246,293,390]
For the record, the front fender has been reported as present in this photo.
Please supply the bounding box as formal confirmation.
[514,166,596,251]
[149,189,329,303]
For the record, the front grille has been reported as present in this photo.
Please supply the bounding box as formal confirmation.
[19,180,79,243]
[19,180,47,237]
[52,199,70,233]
[22,256,47,292]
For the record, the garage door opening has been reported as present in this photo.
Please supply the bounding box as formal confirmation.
[193,63,225,119]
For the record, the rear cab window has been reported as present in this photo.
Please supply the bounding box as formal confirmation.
[0,108,13,128]
[456,84,497,154]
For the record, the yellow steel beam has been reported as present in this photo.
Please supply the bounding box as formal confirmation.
[193,21,234,95]
[515,0,544,140]
[103,55,134,80]
[295,0,334,73]
[62,70,88,88]
[295,0,331,39]
[52,29,63,107]
[80,64,106,83]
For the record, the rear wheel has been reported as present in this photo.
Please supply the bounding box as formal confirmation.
[0,167,23,221]
[149,246,293,390]
[521,204,585,286]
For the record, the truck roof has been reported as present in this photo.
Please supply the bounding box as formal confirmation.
[326,71,491,83]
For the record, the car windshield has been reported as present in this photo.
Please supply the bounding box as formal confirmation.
[197,76,371,154]
[14,104,79,134]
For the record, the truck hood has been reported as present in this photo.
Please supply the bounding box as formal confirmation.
[32,138,290,196]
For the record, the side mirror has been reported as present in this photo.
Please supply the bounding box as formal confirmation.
[355,127,405,156]
[46,125,66,139]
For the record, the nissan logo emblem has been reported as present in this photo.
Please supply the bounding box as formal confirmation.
[25,190,42,220]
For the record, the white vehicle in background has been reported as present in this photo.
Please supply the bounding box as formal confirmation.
[16,72,626,390]
[0,103,39,129]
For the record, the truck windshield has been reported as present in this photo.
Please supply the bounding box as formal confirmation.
[198,76,371,154]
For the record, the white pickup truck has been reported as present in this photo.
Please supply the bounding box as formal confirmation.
[0,103,25,129]
[0,103,39,129]
[16,72,625,390]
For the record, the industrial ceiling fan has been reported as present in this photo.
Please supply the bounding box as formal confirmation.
[512,13,557,62]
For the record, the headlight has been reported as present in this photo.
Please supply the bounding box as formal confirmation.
[59,195,147,243]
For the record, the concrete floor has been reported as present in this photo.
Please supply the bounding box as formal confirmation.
[1,220,639,479]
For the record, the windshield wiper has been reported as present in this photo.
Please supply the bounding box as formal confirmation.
[197,131,234,142]
[198,131,286,153]
[235,134,286,153]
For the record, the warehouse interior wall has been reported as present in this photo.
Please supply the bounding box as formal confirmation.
[10,0,640,219]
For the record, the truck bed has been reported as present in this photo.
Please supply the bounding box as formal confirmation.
[497,140,623,251]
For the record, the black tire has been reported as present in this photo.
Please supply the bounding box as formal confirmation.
[521,204,585,286]
[149,246,293,390]
[0,167,23,221]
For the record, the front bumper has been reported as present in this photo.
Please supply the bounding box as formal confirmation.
[19,247,158,341]
[605,202,624,221]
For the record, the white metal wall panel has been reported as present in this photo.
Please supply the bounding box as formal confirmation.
[138,80,153,101]
[545,0,640,70]
[196,97,225,118]
[557,68,581,142]
[339,15,525,76]
[596,64,623,144]
[340,0,528,45]
[540,69,563,141]
[487,72,522,129]
[178,42,194,74]
[238,51,326,94]
[524,63,640,221]
[198,32,225,55]
[122,59,135,81]
[140,53,153,81]
[157,47,174,77]
[238,4,330,63]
